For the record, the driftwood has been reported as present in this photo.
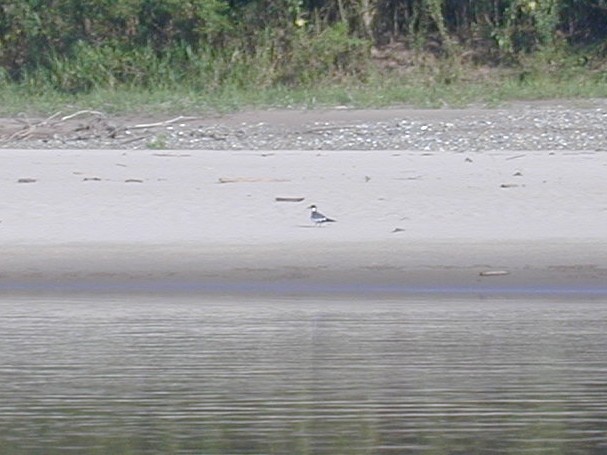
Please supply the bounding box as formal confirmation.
[218,177,290,184]
[1,111,61,142]
[275,197,305,202]
[152,153,192,157]
[0,110,107,143]
[479,270,510,277]
[60,110,105,122]
[0,110,205,145]
[127,116,199,130]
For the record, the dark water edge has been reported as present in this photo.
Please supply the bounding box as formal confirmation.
[3,279,607,299]
[1,296,606,455]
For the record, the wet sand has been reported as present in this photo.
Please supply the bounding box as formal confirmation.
[2,241,607,296]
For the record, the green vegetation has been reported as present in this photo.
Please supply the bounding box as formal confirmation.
[0,0,606,114]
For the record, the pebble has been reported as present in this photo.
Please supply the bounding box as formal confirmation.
[3,103,607,151]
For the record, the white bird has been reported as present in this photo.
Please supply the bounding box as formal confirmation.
[308,205,336,226]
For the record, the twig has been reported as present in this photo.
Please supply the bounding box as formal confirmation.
[128,116,199,130]
[302,125,358,134]
[120,134,152,145]
[275,197,305,202]
[219,177,290,184]
[505,153,526,160]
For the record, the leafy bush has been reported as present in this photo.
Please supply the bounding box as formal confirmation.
[1,0,606,94]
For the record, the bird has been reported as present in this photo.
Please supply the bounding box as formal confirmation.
[308,205,336,226]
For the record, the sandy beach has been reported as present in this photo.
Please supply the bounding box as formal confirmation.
[1,139,606,296]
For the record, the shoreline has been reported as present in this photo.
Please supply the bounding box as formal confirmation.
[2,240,606,297]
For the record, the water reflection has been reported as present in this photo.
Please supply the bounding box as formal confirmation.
[1,297,606,454]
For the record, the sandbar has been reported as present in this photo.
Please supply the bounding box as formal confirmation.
[1,148,605,296]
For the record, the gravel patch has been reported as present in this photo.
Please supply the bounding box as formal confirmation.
[1,100,606,151]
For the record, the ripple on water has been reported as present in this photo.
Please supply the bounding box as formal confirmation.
[0,297,606,454]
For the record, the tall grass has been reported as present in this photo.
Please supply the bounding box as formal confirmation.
[1,58,606,116]
[1,0,606,115]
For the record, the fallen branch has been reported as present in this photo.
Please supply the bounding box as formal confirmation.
[0,111,62,143]
[59,110,105,122]
[40,111,63,125]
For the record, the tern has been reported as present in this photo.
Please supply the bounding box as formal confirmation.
[308,205,336,226]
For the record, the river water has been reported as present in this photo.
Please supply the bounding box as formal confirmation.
[1,297,606,454]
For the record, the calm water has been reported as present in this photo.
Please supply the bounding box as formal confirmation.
[1,297,606,454]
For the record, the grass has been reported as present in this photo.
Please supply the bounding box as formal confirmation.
[0,57,606,117]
